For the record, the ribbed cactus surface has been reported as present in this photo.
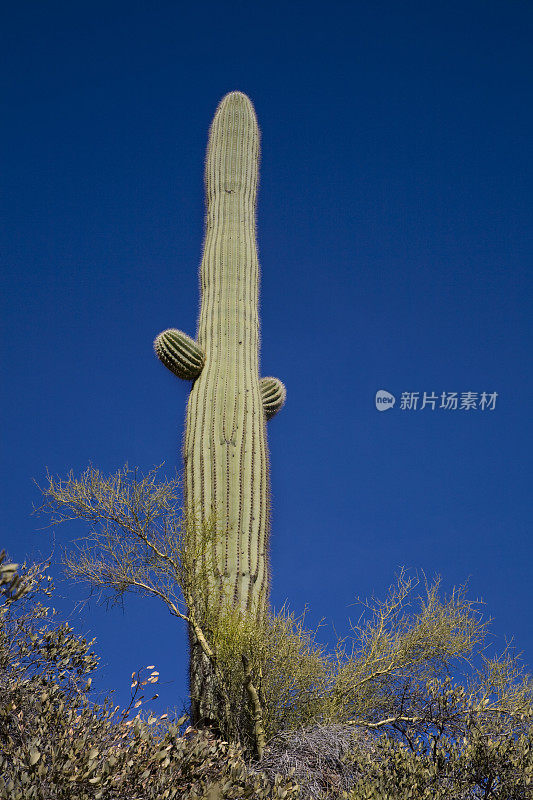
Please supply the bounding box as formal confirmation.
[155,91,285,722]
[155,329,204,380]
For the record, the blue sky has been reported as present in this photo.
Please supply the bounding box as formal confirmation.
[2,1,532,719]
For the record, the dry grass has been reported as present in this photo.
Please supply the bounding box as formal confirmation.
[252,724,378,800]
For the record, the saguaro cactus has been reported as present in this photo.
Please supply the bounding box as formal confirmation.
[154,91,285,724]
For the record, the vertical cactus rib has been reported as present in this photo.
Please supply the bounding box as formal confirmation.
[154,91,285,724]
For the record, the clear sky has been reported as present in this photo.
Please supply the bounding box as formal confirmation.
[2,1,532,720]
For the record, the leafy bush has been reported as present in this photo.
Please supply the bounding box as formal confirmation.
[0,551,301,799]
[203,578,533,798]
[2,546,532,798]
[347,718,533,799]
[30,465,533,796]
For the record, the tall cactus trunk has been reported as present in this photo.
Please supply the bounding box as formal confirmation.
[189,91,268,616]
[154,92,285,728]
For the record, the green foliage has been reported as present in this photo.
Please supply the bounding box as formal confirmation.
[347,718,533,799]
[0,552,301,799]
[2,547,532,798]
[200,601,332,746]
[37,466,533,785]
[201,572,532,746]
[200,587,533,796]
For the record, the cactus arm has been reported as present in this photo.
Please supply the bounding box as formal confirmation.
[259,377,286,420]
[154,329,205,380]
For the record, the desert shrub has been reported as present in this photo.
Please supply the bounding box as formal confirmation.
[200,584,533,798]
[346,715,533,799]
[199,601,333,747]
[0,550,301,799]
[32,465,533,794]
[2,548,532,799]
[203,572,532,740]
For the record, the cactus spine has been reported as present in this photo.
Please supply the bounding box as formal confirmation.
[155,91,285,725]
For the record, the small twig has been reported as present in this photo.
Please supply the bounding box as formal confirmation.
[345,714,423,729]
